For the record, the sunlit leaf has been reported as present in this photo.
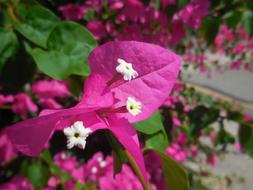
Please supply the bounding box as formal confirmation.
[31,22,96,79]
[151,150,190,190]
[14,5,60,48]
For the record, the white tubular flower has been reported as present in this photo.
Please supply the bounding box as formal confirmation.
[116,58,138,81]
[126,97,142,116]
[99,160,107,168]
[91,166,98,174]
[63,121,92,150]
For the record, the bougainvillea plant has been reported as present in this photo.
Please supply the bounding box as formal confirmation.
[6,41,181,189]
[1,0,253,190]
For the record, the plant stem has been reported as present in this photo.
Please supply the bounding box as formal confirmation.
[124,150,153,190]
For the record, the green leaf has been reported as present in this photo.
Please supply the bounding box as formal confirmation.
[146,131,168,153]
[134,111,164,134]
[76,182,88,190]
[241,10,253,36]
[0,29,18,71]
[135,111,169,152]
[199,17,221,45]
[245,0,253,10]
[50,163,62,175]
[83,9,96,21]
[31,49,73,79]
[49,163,71,182]
[27,162,50,190]
[47,21,96,51]
[153,0,160,10]
[31,22,96,79]
[188,106,219,136]
[227,111,243,121]
[40,150,53,164]
[14,4,60,48]
[177,0,189,9]
[223,10,242,28]
[152,150,189,190]
[239,124,253,156]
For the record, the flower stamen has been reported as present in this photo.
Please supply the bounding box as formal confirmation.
[116,58,138,81]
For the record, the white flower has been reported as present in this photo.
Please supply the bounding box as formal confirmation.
[97,157,103,162]
[91,166,98,174]
[99,160,107,168]
[126,97,142,116]
[116,58,138,81]
[63,121,92,149]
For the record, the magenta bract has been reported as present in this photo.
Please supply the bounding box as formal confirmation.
[6,41,181,184]
[88,41,180,122]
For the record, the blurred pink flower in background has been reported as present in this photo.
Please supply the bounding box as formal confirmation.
[0,132,16,165]
[87,20,107,40]
[175,132,188,145]
[47,176,61,188]
[161,0,176,8]
[63,180,76,190]
[172,116,181,127]
[12,93,38,119]
[207,154,218,167]
[109,1,124,10]
[209,129,216,145]
[84,152,113,181]
[234,142,243,153]
[184,105,191,112]
[190,145,199,157]
[178,0,210,29]
[166,143,187,163]
[118,24,143,41]
[232,43,246,54]
[230,60,242,70]
[54,152,78,173]
[59,3,86,20]
[0,176,33,190]
[32,80,69,109]
[99,165,143,190]
[39,98,62,109]
[32,80,69,99]
[145,152,165,190]
[243,114,252,122]
[215,34,225,47]
[0,94,14,105]
[170,16,185,45]
[220,26,234,41]
[117,0,145,23]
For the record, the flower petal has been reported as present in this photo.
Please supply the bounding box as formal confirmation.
[5,114,59,156]
[78,74,114,109]
[88,41,181,122]
[107,117,147,181]
[6,108,107,156]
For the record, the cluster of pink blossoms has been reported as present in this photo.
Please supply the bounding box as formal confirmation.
[182,25,253,75]
[0,176,33,190]
[214,25,253,72]
[0,93,37,119]
[0,80,69,119]
[0,80,70,165]
[0,151,163,190]
[31,80,69,109]
[59,0,209,46]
